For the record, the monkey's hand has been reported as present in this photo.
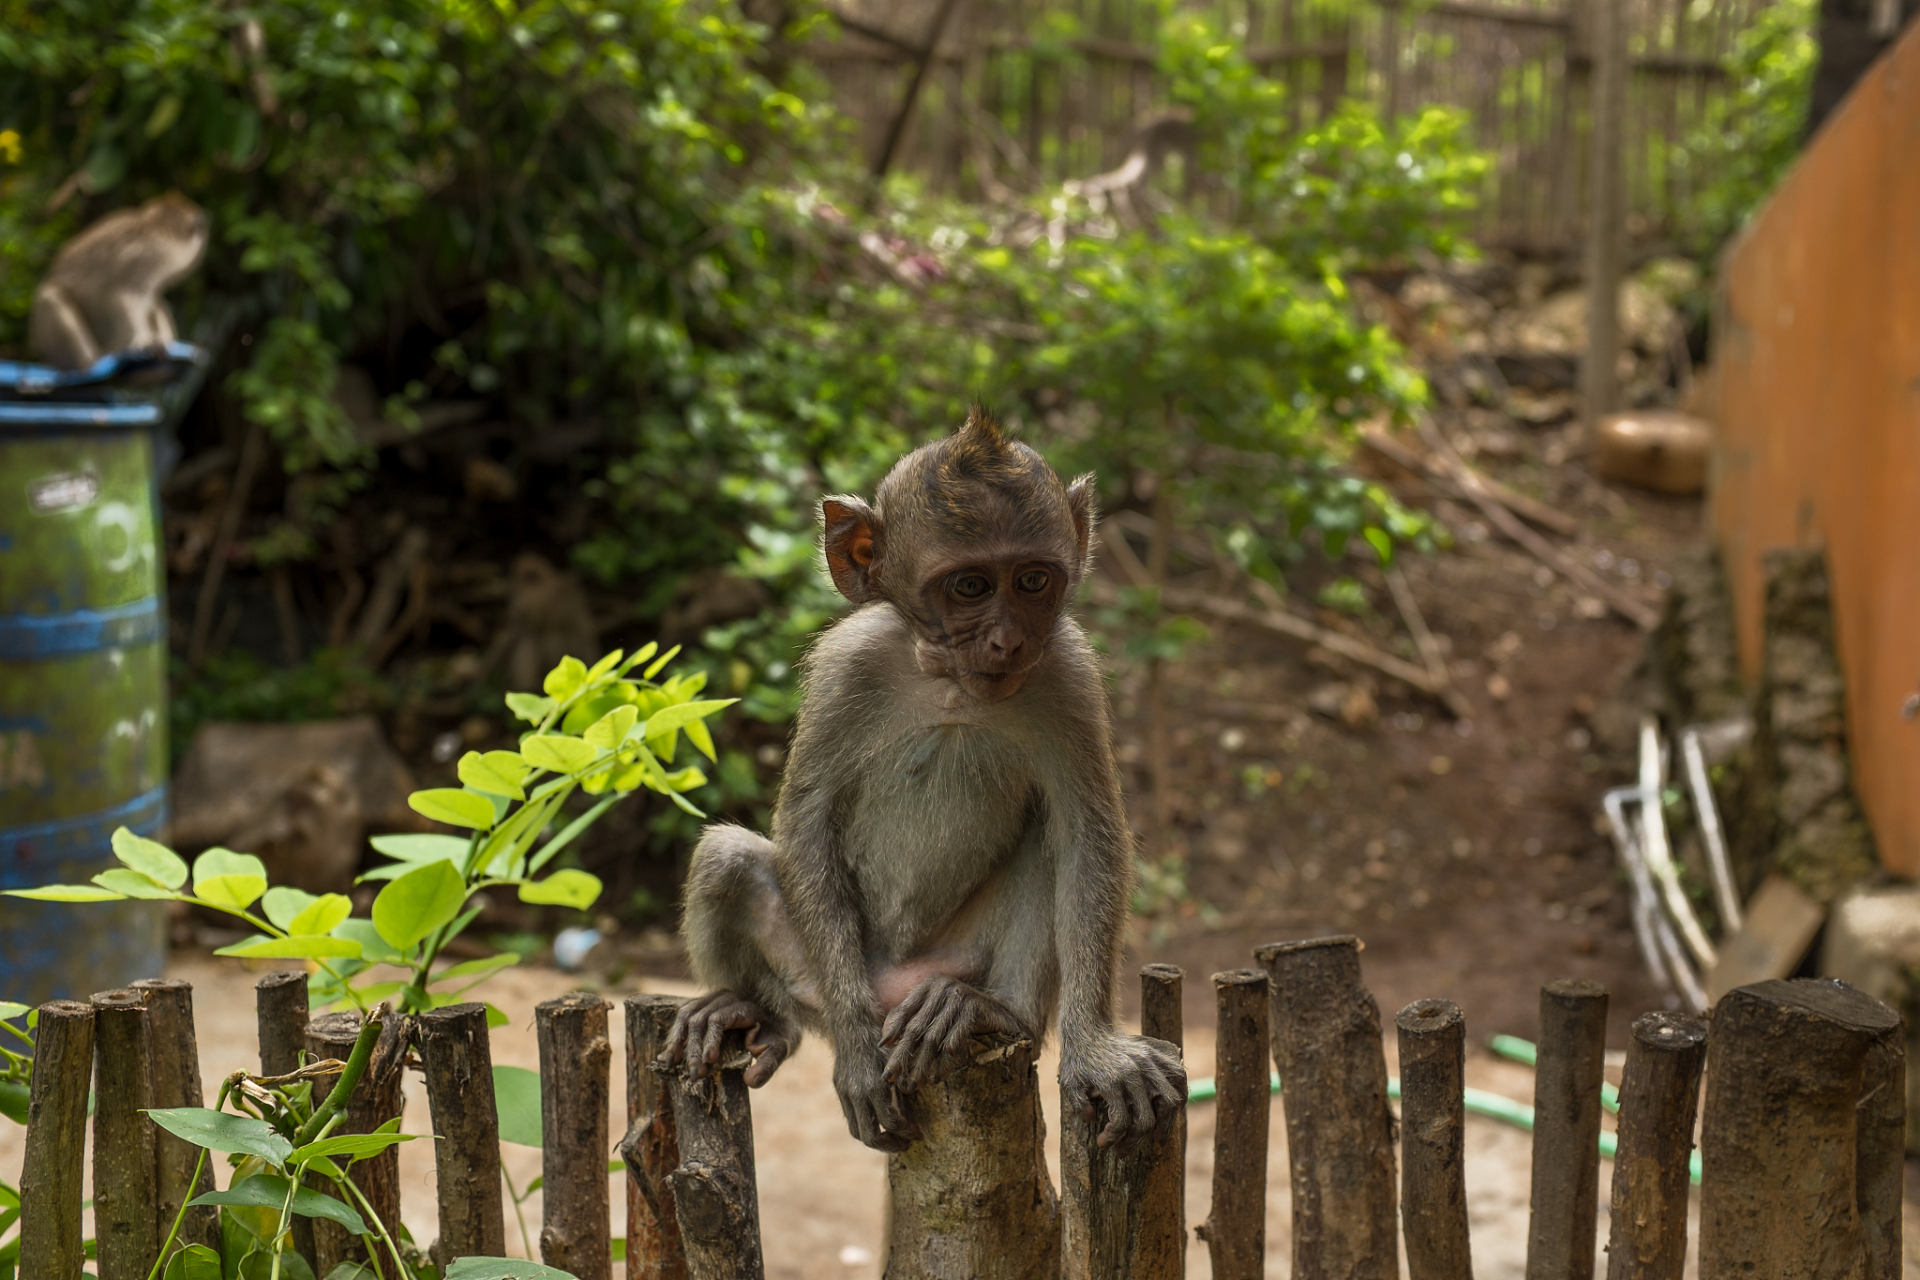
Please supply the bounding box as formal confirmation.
[832,1038,921,1153]
[879,975,1026,1091]
[1060,1032,1187,1150]
[660,991,797,1089]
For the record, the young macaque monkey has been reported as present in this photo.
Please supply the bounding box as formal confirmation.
[29,192,210,370]
[664,408,1185,1152]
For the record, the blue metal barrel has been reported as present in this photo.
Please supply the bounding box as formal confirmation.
[0,396,171,1004]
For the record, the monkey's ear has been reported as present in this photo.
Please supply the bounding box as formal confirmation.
[821,496,881,603]
[1065,474,1097,577]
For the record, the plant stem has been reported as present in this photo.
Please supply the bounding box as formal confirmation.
[503,1161,535,1259]
[269,1174,300,1280]
[294,1007,385,1148]
[341,1170,411,1280]
[142,1146,210,1280]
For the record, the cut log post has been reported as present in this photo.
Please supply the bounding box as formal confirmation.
[18,999,94,1280]
[131,978,218,1254]
[256,969,310,1076]
[1605,1012,1707,1280]
[538,992,613,1280]
[1857,1013,1906,1280]
[659,1028,766,1280]
[306,1010,407,1274]
[1396,998,1471,1280]
[1061,1034,1187,1280]
[1525,978,1609,1280]
[1699,979,1901,1280]
[256,970,315,1263]
[1197,969,1271,1280]
[1139,963,1184,1046]
[92,988,157,1280]
[418,1002,507,1262]
[622,994,688,1280]
[1139,964,1187,1280]
[1256,936,1399,1280]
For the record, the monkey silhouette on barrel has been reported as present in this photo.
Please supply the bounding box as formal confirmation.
[665,408,1186,1152]
[29,192,209,370]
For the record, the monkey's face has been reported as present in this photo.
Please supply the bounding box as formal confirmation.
[914,551,1067,701]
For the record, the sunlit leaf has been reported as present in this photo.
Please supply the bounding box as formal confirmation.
[1,884,124,902]
[192,848,269,911]
[91,869,177,900]
[458,751,528,800]
[287,894,352,937]
[261,886,319,930]
[517,870,602,911]
[519,735,599,774]
[409,788,497,830]
[112,827,188,889]
[372,860,468,953]
[505,692,556,724]
[214,935,363,960]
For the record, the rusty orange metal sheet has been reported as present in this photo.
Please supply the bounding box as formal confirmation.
[1712,22,1920,877]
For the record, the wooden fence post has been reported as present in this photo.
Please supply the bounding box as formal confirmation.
[1605,1012,1707,1280]
[659,1028,766,1280]
[1257,936,1398,1280]
[1396,998,1471,1280]
[1061,1035,1186,1280]
[1699,979,1900,1280]
[1138,964,1186,1280]
[92,988,157,1280]
[418,1002,507,1262]
[306,1010,407,1275]
[538,992,613,1280]
[1857,1013,1906,1280]
[1198,969,1269,1280]
[1525,978,1608,1280]
[255,969,309,1076]
[18,999,94,1280]
[132,977,218,1254]
[622,994,688,1280]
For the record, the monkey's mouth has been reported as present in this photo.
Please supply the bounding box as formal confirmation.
[957,668,1030,701]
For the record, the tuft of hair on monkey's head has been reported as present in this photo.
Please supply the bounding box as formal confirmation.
[819,405,1095,608]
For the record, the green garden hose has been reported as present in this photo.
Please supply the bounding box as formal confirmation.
[1183,1035,1702,1186]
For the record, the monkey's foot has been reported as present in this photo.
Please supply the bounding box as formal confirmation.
[661,991,797,1088]
[879,975,1026,1091]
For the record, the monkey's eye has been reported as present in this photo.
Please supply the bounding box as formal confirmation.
[1015,569,1051,594]
[951,573,992,601]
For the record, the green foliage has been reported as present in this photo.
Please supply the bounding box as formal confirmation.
[169,648,386,763]
[1680,0,1816,256]
[9,647,731,1018]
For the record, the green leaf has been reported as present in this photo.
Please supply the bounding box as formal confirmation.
[517,870,602,912]
[519,735,599,775]
[214,935,363,961]
[618,641,658,675]
[584,649,625,681]
[290,1131,417,1164]
[428,952,519,987]
[543,655,589,700]
[162,1243,223,1280]
[0,1080,27,1126]
[1362,525,1393,564]
[640,699,737,738]
[491,1066,543,1147]
[192,1174,367,1235]
[369,833,471,862]
[458,751,529,800]
[505,692,556,724]
[261,886,319,930]
[333,918,402,964]
[485,1003,510,1028]
[148,1108,293,1164]
[320,1263,379,1280]
[444,1259,582,1280]
[582,704,638,750]
[0,1001,27,1021]
[192,848,269,911]
[112,827,188,889]
[372,860,468,953]
[287,894,352,937]
[684,717,717,763]
[641,644,681,680]
[409,788,498,830]
[91,869,180,900]
[2,884,125,902]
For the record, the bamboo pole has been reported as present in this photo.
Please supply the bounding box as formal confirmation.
[1605,1012,1707,1280]
[1396,999,1471,1280]
[1256,936,1399,1280]
[418,1002,507,1262]
[1197,969,1271,1280]
[255,969,309,1076]
[659,1028,766,1280]
[1700,979,1900,1280]
[622,994,689,1280]
[131,978,218,1254]
[18,1000,94,1280]
[537,992,613,1280]
[1525,978,1609,1280]
[306,1010,407,1275]
[92,988,157,1280]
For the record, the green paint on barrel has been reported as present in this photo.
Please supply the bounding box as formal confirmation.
[0,405,168,1004]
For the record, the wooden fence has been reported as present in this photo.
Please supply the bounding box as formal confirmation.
[811,0,1768,249]
[11,934,1907,1278]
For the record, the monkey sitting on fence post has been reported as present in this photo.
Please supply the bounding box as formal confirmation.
[663,407,1185,1152]
[28,192,209,370]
